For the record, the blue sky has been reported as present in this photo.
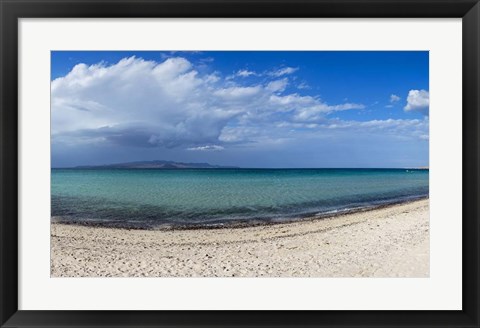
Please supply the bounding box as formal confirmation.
[51,51,429,168]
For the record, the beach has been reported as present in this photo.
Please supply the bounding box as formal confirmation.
[51,199,429,277]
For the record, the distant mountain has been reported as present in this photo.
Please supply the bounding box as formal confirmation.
[74,160,238,169]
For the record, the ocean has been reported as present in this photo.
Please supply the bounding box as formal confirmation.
[51,168,429,229]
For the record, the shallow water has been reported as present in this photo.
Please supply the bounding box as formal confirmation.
[51,168,429,228]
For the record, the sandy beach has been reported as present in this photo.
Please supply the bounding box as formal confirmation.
[51,199,429,277]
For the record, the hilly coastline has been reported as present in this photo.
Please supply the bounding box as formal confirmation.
[74,160,237,169]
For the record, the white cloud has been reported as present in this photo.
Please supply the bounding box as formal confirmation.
[293,102,365,122]
[187,145,224,151]
[390,94,401,103]
[228,67,297,80]
[236,69,257,77]
[52,56,366,150]
[266,78,288,92]
[226,69,258,80]
[52,57,234,148]
[214,86,263,100]
[297,81,310,90]
[404,89,429,114]
[218,116,429,151]
[268,93,363,112]
[204,72,220,83]
[268,67,298,77]
[226,67,298,80]
[326,117,429,141]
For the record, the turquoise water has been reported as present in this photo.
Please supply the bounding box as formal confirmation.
[51,168,429,229]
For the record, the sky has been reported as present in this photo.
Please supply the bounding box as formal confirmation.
[51,51,429,168]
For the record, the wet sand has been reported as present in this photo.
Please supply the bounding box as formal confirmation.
[51,199,429,277]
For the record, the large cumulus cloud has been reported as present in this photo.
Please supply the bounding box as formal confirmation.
[404,89,429,115]
[51,56,366,150]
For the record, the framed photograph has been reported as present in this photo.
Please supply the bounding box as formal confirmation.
[1,0,479,327]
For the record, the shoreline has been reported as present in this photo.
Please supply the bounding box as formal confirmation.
[51,195,429,231]
[51,199,429,277]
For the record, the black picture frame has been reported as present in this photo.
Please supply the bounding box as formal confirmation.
[1,0,479,327]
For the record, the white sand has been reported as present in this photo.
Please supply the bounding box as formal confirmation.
[51,199,429,277]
